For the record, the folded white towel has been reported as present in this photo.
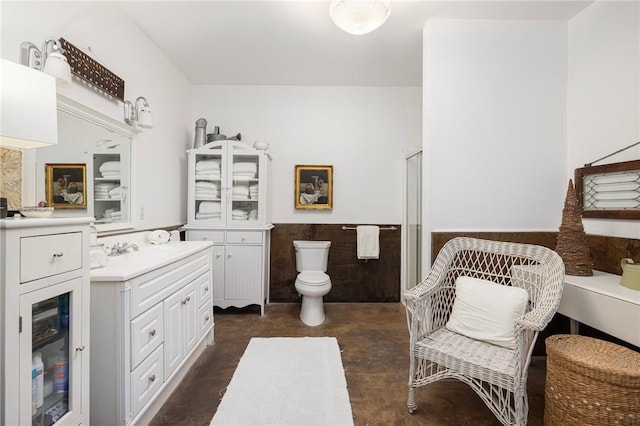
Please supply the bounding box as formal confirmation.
[357,225,380,260]
[99,161,121,172]
[196,159,221,171]
[233,162,257,174]
[199,201,221,213]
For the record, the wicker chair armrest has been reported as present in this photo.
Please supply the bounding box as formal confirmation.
[515,304,558,331]
[401,275,441,313]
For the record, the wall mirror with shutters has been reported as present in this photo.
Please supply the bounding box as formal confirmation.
[575,159,640,219]
[30,96,136,232]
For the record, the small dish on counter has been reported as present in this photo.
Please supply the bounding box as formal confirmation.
[19,207,55,218]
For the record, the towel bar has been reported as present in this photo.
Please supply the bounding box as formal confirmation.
[341,226,397,231]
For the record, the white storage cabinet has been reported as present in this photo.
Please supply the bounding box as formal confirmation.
[185,140,273,315]
[89,244,213,425]
[1,217,92,426]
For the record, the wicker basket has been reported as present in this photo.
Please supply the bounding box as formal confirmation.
[544,334,640,426]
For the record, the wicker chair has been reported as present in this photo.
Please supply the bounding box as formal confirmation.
[402,237,565,426]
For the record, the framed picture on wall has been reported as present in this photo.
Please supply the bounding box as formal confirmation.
[45,163,87,209]
[295,165,333,210]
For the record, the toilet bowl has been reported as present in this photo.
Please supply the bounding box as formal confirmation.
[293,240,332,326]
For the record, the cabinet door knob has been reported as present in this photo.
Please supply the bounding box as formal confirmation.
[53,252,64,258]
[181,299,187,305]
[186,296,191,302]
[227,253,232,258]
[205,315,210,321]
[149,329,156,337]
[203,235,208,240]
[75,345,86,352]
[149,374,156,383]
[204,286,209,292]
[241,236,246,241]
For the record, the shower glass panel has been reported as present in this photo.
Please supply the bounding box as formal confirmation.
[404,149,422,290]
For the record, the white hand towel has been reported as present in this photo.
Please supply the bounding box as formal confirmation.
[357,225,380,260]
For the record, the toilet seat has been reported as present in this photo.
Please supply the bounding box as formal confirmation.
[296,271,330,286]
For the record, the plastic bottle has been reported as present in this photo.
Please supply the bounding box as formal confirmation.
[53,357,69,393]
[32,352,44,410]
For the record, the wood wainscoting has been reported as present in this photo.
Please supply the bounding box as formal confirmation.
[269,224,401,303]
[432,231,640,276]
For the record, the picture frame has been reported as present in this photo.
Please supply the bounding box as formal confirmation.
[295,165,333,210]
[575,159,640,220]
[45,163,87,209]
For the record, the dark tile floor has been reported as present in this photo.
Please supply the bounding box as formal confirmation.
[150,303,546,426]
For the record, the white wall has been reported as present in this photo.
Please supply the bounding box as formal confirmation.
[424,20,568,242]
[192,85,421,224]
[1,2,192,230]
[567,1,640,238]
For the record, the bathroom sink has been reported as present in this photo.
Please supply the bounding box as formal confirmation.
[91,241,213,281]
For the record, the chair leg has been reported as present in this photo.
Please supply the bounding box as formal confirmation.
[408,387,417,414]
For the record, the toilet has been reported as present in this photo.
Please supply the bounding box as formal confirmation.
[293,240,332,326]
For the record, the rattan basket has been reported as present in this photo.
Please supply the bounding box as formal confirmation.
[544,334,640,426]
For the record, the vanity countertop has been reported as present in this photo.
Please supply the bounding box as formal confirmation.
[90,240,213,282]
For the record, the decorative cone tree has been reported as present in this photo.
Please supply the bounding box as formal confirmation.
[555,179,593,276]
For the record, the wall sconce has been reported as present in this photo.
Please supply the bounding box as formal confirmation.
[123,97,153,129]
[329,0,392,35]
[0,59,58,149]
[20,38,72,88]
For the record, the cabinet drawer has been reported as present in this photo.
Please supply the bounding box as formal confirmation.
[187,230,225,244]
[131,303,164,369]
[131,251,210,318]
[131,344,164,417]
[226,230,262,244]
[198,304,213,336]
[196,273,212,308]
[20,232,82,283]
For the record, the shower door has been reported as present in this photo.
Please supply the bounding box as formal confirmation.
[403,149,422,291]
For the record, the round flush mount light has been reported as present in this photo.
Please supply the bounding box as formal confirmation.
[329,0,392,35]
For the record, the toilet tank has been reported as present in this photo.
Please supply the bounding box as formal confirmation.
[293,240,331,272]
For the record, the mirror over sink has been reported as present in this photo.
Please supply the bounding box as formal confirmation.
[29,96,136,232]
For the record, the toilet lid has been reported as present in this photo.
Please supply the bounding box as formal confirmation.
[297,271,330,285]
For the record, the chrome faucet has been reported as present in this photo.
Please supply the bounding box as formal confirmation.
[107,242,139,256]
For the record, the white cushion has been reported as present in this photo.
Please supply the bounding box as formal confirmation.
[445,276,529,349]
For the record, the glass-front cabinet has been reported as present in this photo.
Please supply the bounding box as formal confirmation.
[1,218,91,426]
[20,280,83,426]
[187,140,269,226]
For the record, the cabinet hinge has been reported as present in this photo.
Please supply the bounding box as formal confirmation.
[19,316,22,333]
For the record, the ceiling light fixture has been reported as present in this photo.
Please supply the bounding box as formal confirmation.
[0,59,58,149]
[329,0,392,35]
[124,96,153,129]
[19,38,72,88]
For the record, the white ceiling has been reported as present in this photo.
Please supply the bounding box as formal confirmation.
[117,1,593,87]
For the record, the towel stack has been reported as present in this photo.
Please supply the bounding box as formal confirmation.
[232,181,250,199]
[196,201,221,220]
[95,183,126,200]
[195,181,219,199]
[103,208,121,222]
[99,161,120,178]
[249,184,259,200]
[95,182,118,199]
[233,162,257,179]
[232,208,249,220]
[195,159,221,180]
[249,209,258,221]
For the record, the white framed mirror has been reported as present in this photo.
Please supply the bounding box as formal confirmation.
[26,96,136,232]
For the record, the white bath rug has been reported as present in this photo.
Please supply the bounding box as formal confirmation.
[210,337,354,426]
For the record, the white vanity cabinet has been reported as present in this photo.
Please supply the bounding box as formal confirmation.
[1,217,93,426]
[89,242,213,425]
[185,140,273,315]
